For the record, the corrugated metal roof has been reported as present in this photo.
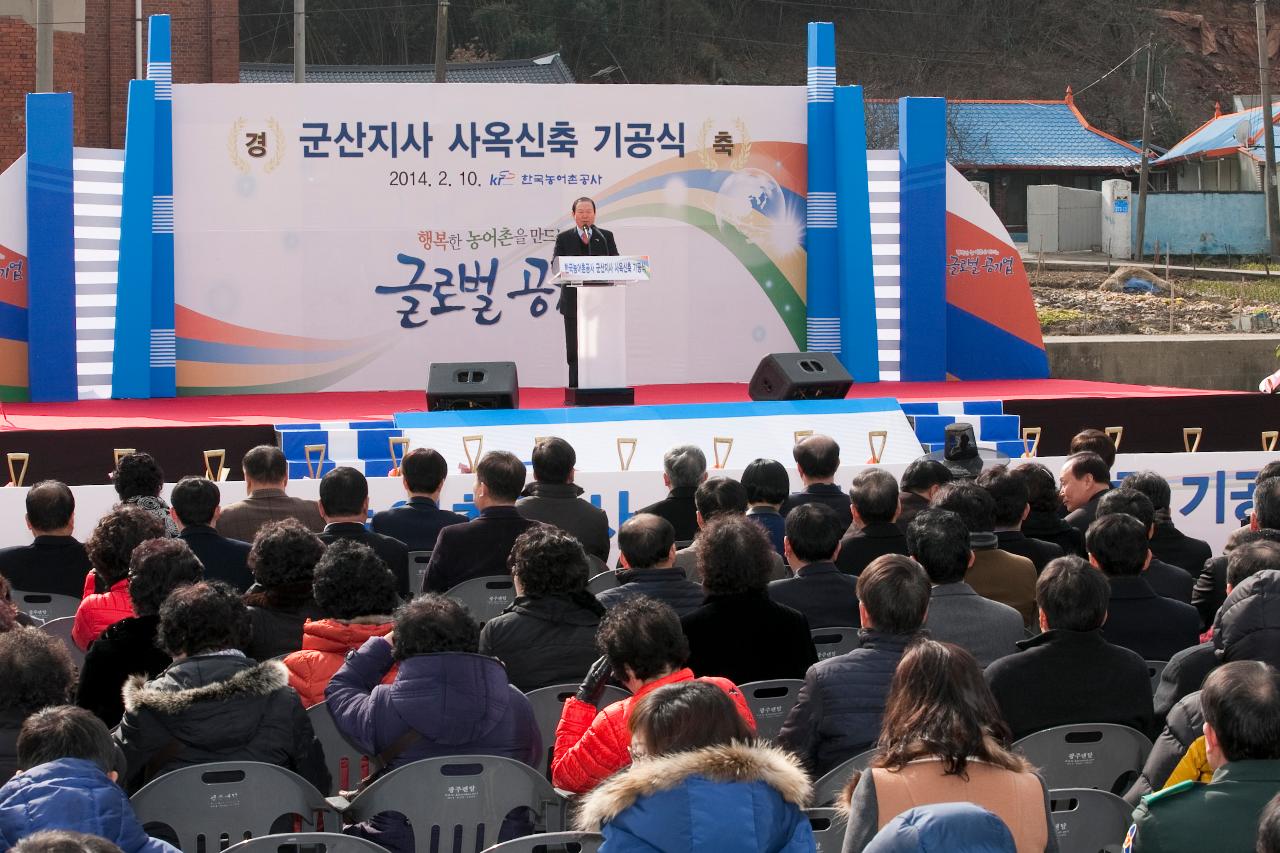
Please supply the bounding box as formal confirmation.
[1155,102,1280,166]
[240,53,574,84]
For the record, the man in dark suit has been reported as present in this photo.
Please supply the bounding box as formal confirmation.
[1095,488,1195,603]
[516,437,610,562]
[1194,481,1280,628]
[780,435,851,529]
[978,465,1063,574]
[316,466,411,599]
[423,451,541,593]
[635,445,706,544]
[0,480,90,598]
[170,476,252,592]
[1059,451,1112,536]
[552,196,619,388]
[217,445,324,543]
[1122,471,1212,576]
[370,447,467,552]
[768,504,859,629]
[835,468,908,576]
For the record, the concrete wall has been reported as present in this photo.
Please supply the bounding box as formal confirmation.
[1135,192,1267,256]
[1047,334,1280,391]
[1027,185,1101,253]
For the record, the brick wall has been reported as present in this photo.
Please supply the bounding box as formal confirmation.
[0,19,84,170]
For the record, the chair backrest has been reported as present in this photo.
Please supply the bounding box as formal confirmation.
[523,683,630,778]
[1146,660,1167,690]
[13,590,79,623]
[812,748,877,806]
[343,755,566,853]
[223,833,388,853]
[1014,724,1153,795]
[586,571,619,595]
[39,616,85,668]
[481,831,603,852]
[739,679,804,741]
[1048,788,1133,853]
[810,627,859,661]
[805,808,842,853]
[129,761,338,853]
[408,551,432,596]
[446,576,517,623]
[307,701,371,794]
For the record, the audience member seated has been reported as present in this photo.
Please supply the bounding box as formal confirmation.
[984,556,1153,739]
[71,507,164,651]
[768,504,860,629]
[1059,451,1112,536]
[1070,427,1117,469]
[835,469,908,576]
[1127,662,1280,853]
[0,481,91,598]
[674,477,787,583]
[115,581,327,793]
[479,526,605,692]
[1128,685,1208,807]
[551,596,754,795]
[1124,471,1212,576]
[283,540,401,708]
[780,435,851,531]
[516,437,610,562]
[369,447,466,552]
[170,477,252,592]
[863,802,1016,853]
[0,707,177,853]
[839,640,1057,853]
[111,454,178,538]
[895,459,953,531]
[12,830,128,853]
[978,466,1062,573]
[742,457,789,555]
[933,482,1037,628]
[574,681,814,851]
[0,629,76,778]
[76,539,203,727]
[778,554,929,775]
[216,445,324,542]
[596,514,704,617]
[682,515,817,684]
[242,519,326,661]
[1193,476,1280,627]
[1087,514,1200,661]
[423,451,540,593]
[316,466,410,598]
[634,445,707,543]
[907,509,1022,667]
[1096,488,1194,602]
[1011,462,1083,557]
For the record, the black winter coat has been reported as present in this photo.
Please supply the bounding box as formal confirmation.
[76,614,170,727]
[477,594,604,692]
[243,584,326,661]
[1022,511,1084,557]
[682,591,817,685]
[995,530,1063,574]
[595,568,705,617]
[1125,691,1203,806]
[767,561,860,629]
[1148,522,1211,578]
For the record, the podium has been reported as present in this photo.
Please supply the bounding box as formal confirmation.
[554,255,651,406]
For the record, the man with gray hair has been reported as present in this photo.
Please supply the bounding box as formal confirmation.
[780,435,851,532]
[635,445,707,543]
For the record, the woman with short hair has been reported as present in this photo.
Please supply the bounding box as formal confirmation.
[111,453,178,538]
[71,507,165,650]
[242,519,326,660]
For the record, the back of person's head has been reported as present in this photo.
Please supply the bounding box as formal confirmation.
[128,538,204,618]
[158,581,250,657]
[697,514,773,595]
[596,596,689,680]
[510,525,590,597]
[906,509,970,585]
[694,476,748,521]
[12,830,125,853]
[86,505,165,584]
[932,481,996,534]
[1227,527,1280,554]
[850,468,899,525]
[111,452,164,501]
[629,680,754,757]
[169,476,221,527]
[857,555,930,634]
[1259,793,1280,853]
[476,450,526,502]
[25,480,74,533]
[312,539,400,620]
[248,517,324,589]
[1037,556,1109,632]
[900,459,954,496]
[663,445,707,489]
[1009,463,1063,514]
[975,466,1029,528]
[793,435,840,479]
[1085,513,1149,577]
[1259,461,1280,484]
[0,627,75,715]
[391,594,480,661]
[785,503,842,563]
[741,458,789,506]
[242,445,287,485]
[1121,470,1172,513]
[401,447,448,494]
[319,466,369,517]
[1201,660,1280,762]
[1069,429,1116,469]
[1096,488,1155,531]
[531,437,575,485]
[864,802,1016,853]
[16,706,115,773]
[1062,451,1111,487]
[1256,477,1280,530]
[617,514,675,569]
[1228,541,1280,587]
[875,639,1024,777]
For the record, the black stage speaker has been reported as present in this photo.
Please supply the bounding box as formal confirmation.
[426,362,519,410]
[748,352,853,401]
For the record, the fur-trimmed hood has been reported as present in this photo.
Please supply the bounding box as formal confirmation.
[123,656,289,716]
[575,742,811,831]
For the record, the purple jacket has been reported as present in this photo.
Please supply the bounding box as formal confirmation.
[325,636,541,770]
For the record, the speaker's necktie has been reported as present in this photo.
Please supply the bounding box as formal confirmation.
[580,228,590,245]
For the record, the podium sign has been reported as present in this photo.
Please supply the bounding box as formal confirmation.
[555,255,652,282]
[553,256,649,405]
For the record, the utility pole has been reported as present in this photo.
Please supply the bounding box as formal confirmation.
[1134,36,1154,262]
[1258,0,1280,260]
[35,0,53,92]
[434,0,449,83]
[294,0,306,84]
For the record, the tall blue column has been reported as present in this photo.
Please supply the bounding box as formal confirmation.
[898,97,947,381]
[147,14,176,396]
[804,22,837,355]
[833,85,878,382]
[112,80,156,399]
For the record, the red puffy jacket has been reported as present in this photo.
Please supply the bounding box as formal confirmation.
[71,572,134,651]
[550,667,756,794]
[284,617,397,707]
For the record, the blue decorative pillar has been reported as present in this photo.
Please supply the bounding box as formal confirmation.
[112,80,156,398]
[147,14,176,396]
[833,85,878,382]
[898,97,947,381]
[804,22,837,355]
